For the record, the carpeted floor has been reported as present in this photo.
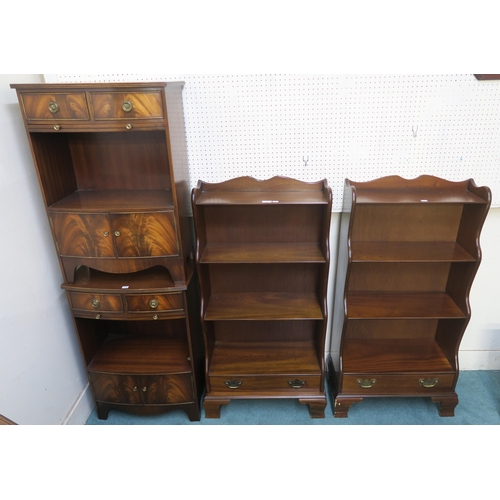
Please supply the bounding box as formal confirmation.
[85,370,500,425]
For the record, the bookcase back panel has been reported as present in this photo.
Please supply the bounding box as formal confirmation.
[351,204,463,242]
[213,320,318,342]
[208,263,321,293]
[203,205,324,244]
[345,319,439,340]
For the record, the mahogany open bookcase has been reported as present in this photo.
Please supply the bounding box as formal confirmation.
[329,175,491,417]
[192,176,332,418]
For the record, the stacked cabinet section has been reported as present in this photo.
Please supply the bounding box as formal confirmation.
[192,177,332,418]
[11,82,203,421]
[329,175,491,417]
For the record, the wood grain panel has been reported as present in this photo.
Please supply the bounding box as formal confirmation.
[89,373,143,404]
[138,374,193,404]
[50,212,115,257]
[21,92,89,120]
[112,212,178,257]
[91,92,163,119]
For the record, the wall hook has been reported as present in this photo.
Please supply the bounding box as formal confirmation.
[412,125,418,138]
[303,156,309,167]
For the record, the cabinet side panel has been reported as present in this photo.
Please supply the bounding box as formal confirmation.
[29,133,78,207]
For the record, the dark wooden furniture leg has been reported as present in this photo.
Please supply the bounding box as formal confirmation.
[333,397,363,418]
[204,398,230,418]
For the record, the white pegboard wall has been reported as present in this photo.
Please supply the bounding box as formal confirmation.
[55,74,500,210]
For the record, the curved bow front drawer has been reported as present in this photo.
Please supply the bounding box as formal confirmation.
[127,293,184,313]
[21,92,90,120]
[91,91,164,120]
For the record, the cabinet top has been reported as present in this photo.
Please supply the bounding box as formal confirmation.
[10,81,185,91]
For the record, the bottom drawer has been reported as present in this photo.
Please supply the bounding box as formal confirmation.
[341,373,455,395]
[210,375,321,394]
[89,372,194,405]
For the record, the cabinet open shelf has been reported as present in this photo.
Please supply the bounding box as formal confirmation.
[354,188,487,204]
[88,335,191,374]
[195,190,329,205]
[341,339,454,374]
[210,341,321,375]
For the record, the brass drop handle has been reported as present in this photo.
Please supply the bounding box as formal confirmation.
[125,123,133,130]
[149,299,159,309]
[103,231,109,236]
[419,378,439,388]
[122,100,133,112]
[48,101,59,114]
[114,231,121,237]
[224,379,242,389]
[356,378,377,389]
[142,387,147,392]
[288,379,306,389]
[153,314,158,320]
[91,299,100,308]
[95,314,101,319]
[53,124,61,131]
[133,386,138,391]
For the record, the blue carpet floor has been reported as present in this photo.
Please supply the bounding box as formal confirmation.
[85,370,500,425]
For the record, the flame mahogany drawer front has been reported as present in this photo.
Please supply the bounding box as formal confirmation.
[127,293,184,313]
[341,374,455,395]
[21,92,90,120]
[90,92,164,120]
[69,292,123,312]
[89,372,194,405]
[210,375,321,394]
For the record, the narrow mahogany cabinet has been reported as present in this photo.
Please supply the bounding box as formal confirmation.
[192,176,332,418]
[11,82,204,421]
[329,175,491,418]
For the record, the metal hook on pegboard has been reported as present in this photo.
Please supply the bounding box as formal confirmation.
[303,156,309,167]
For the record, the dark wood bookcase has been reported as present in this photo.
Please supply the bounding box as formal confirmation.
[192,176,332,418]
[329,175,491,417]
[11,82,204,421]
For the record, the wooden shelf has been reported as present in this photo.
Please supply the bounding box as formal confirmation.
[210,341,321,375]
[347,292,466,319]
[49,189,174,212]
[200,242,326,263]
[342,339,454,374]
[196,191,329,205]
[354,189,487,204]
[205,292,324,320]
[350,241,475,262]
[88,335,191,374]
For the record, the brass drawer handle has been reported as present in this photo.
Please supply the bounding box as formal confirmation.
[95,314,101,319]
[419,378,439,388]
[91,299,100,308]
[48,101,59,114]
[133,386,138,392]
[356,378,377,389]
[288,379,306,389]
[149,299,159,309]
[122,100,133,112]
[125,123,133,130]
[142,386,147,392]
[53,124,61,131]
[103,231,109,236]
[153,314,158,320]
[224,379,242,389]
[114,230,121,237]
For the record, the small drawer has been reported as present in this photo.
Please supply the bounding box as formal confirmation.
[210,375,321,393]
[69,292,123,312]
[342,373,455,395]
[91,92,163,120]
[21,92,89,120]
[127,293,184,313]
